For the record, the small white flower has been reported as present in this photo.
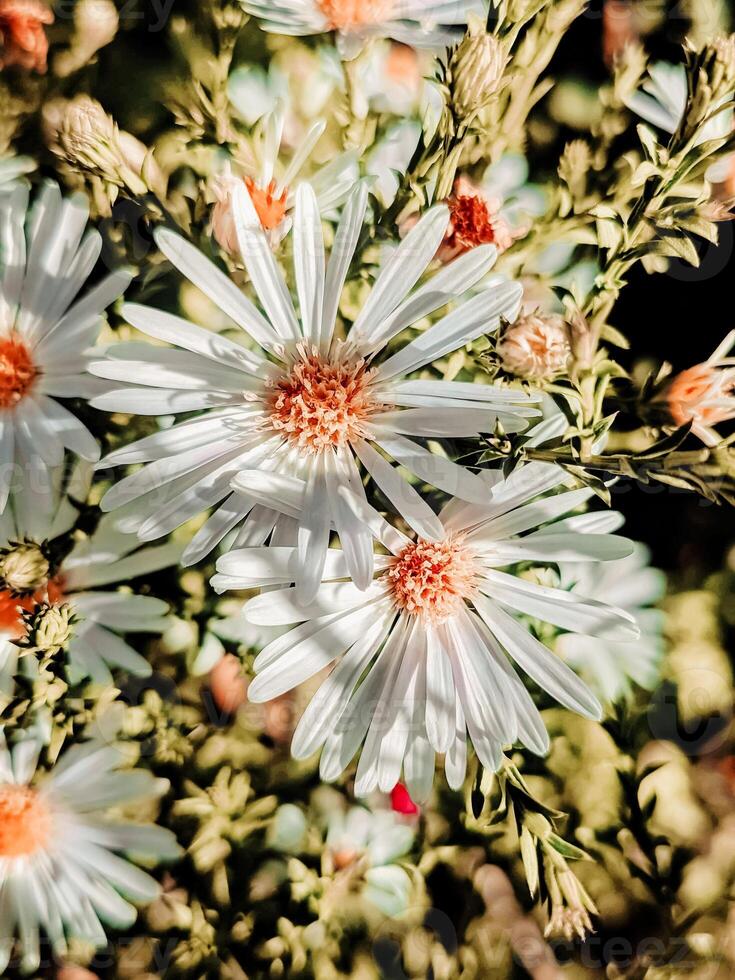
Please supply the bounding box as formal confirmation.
[228,51,342,129]
[323,796,415,916]
[91,182,534,604]
[0,181,131,510]
[214,464,638,800]
[0,730,180,974]
[0,463,182,694]
[557,536,666,703]
[212,103,357,250]
[356,40,428,116]
[241,0,485,59]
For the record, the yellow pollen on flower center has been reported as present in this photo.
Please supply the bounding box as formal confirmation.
[0,334,37,409]
[268,350,379,453]
[317,0,395,30]
[388,537,477,624]
[0,784,53,858]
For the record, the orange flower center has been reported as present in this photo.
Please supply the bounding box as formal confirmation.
[667,365,735,427]
[446,194,499,252]
[0,784,52,858]
[267,350,379,453]
[317,0,394,30]
[244,177,289,232]
[388,537,477,624]
[0,335,37,409]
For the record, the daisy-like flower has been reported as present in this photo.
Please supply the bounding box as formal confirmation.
[90,182,533,603]
[661,331,735,445]
[0,463,182,695]
[556,534,666,703]
[0,181,132,510]
[211,103,357,250]
[228,50,342,130]
[323,797,415,916]
[241,0,485,59]
[0,730,180,973]
[212,463,638,800]
[356,40,427,116]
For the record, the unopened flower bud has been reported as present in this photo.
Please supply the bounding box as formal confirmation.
[660,331,735,445]
[54,0,119,77]
[17,601,76,657]
[211,173,243,255]
[0,541,49,594]
[450,15,506,118]
[75,0,118,52]
[497,313,572,382]
[51,95,148,195]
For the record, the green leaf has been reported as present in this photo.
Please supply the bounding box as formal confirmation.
[547,832,591,861]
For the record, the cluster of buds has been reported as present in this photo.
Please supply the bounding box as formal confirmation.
[172,768,276,903]
[15,601,77,659]
[679,35,735,145]
[520,811,598,942]
[0,539,49,595]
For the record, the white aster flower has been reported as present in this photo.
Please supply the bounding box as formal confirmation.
[212,103,357,250]
[0,463,182,694]
[0,181,132,510]
[624,60,733,149]
[324,799,415,916]
[90,182,533,603]
[356,40,429,116]
[0,730,180,974]
[228,50,342,130]
[213,463,638,800]
[241,0,485,59]
[556,533,666,703]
